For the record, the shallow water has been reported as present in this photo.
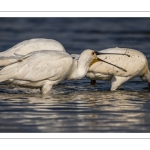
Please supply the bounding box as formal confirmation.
[0,18,150,132]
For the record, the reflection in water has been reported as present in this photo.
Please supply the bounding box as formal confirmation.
[0,80,150,133]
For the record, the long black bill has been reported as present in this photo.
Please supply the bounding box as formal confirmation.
[95,51,130,57]
[97,58,127,72]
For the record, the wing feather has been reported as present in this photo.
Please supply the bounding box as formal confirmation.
[0,38,65,57]
[0,51,73,82]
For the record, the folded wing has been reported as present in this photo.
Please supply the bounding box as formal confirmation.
[0,51,73,82]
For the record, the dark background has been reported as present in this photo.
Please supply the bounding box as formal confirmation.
[1,18,150,55]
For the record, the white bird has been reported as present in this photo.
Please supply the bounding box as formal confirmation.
[0,49,103,94]
[86,47,150,91]
[0,38,66,66]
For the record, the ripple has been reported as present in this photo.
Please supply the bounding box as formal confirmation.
[0,18,150,132]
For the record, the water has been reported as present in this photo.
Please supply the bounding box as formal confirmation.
[0,18,150,132]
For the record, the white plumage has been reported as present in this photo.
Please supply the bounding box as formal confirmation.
[0,49,100,94]
[86,47,150,91]
[1,39,148,92]
[0,38,66,66]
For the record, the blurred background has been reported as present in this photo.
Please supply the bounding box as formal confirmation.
[0,17,150,55]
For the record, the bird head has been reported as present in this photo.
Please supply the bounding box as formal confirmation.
[79,49,128,72]
[89,50,101,67]
[89,50,128,72]
[78,49,101,67]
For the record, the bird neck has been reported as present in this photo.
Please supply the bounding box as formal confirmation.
[67,57,91,80]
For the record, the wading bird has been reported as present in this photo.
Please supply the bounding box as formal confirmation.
[0,49,104,94]
[0,38,65,66]
[86,47,150,91]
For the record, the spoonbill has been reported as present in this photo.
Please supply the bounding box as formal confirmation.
[85,47,150,91]
[0,49,104,94]
[0,38,66,66]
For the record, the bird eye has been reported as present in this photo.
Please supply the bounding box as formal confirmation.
[92,51,95,55]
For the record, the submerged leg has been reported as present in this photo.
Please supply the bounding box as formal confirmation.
[111,76,131,91]
[41,81,52,95]
[148,83,150,91]
[90,80,96,86]
[140,74,150,91]
[118,84,124,90]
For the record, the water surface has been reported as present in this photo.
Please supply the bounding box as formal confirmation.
[0,18,150,132]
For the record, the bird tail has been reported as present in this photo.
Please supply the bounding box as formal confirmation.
[0,56,18,67]
[0,64,17,83]
[140,61,150,83]
[0,72,11,82]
